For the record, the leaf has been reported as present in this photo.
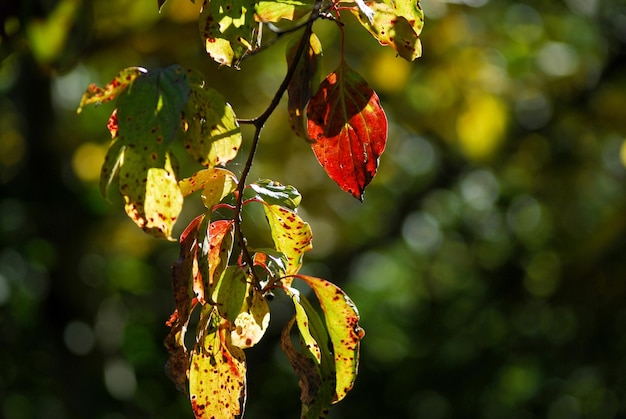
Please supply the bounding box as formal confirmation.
[307,63,388,200]
[255,0,314,22]
[99,136,124,198]
[351,0,424,61]
[203,219,235,295]
[281,289,336,418]
[111,65,190,238]
[230,289,270,349]
[189,310,247,419]
[184,71,242,166]
[179,167,238,209]
[212,266,249,322]
[250,179,302,210]
[261,203,312,278]
[76,67,146,113]
[295,275,365,403]
[119,148,183,239]
[287,32,322,138]
[199,0,258,67]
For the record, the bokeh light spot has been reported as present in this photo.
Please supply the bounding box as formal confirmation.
[63,320,96,356]
[72,142,107,182]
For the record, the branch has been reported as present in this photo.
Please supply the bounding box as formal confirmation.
[233,0,323,288]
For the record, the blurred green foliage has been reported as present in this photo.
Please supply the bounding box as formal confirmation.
[1,0,626,418]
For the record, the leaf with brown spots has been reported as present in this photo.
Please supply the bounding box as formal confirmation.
[199,0,258,67]
[198,219,234,297]
[351,0,424,61]
[230,288,270,349]
[76,67,145,114]
[180,167,238,209]
[295,275,364,403]
[250,179,301,210]
[183,70,242,167]
[307,62,388,200]
[259,201,312,278]
[189,309,247,419]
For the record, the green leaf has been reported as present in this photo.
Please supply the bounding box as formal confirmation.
[179,167,238,209]
[255,0,314,22]
[250,179,302,210]
[351,0,424,61]
[184,71,242,166]
[199,0,258,67]
[100,65,190,239]
[77,67,146,113]
[260,202,312,277]
[287,32,322,138]
[212,265,249,322]
[307,62,388,200]
[295,275,365,403]
[189,310,246,419]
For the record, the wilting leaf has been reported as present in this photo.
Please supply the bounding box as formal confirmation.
[287,32,322,138]
[351,0,424,61]
[179,167,238,209]
[250,179,301,210]
[307,63,388,200]
[76,67,145,113]
[230,289,270,349]
[260,203,312,277]
[255,0,314,22]
[189,311,246,419]
[201,219,235,295]
[199,0,258,67]
[296,275,364,403]
[184,71,242,166]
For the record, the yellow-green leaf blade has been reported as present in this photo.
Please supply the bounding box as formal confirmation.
[230,289,270,349]
[262,203,312,276]
[352,0,424,61]
[255,0,314,22]
[179,167,238,208]
[296,275,364,403]
[184,74,242,167]
[189,311,246,419]
[77,67,145,113]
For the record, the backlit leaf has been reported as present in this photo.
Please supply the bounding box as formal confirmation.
[212,265,249,322]
[99,136,124,198]
[250,179,302,210]
[189,310,246,419]
[199,0,258,67]
[76,67,145,113]
[203,219,235,294]
[230,289,270,349]
[307,63,388,200]
[255,0,314,22]
[179,167,238,209]
[295,275,364,403]
[105,65,190,238]
[351,0,424,61]
[287,32,322,138]
[184,71,242,166]
[261,203,312,277]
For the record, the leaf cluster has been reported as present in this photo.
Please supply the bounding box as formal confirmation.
[77,0,424,417]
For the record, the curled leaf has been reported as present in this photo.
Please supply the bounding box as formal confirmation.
[295,275,364,403]
[77,67,146,113]
[179,167,238,208]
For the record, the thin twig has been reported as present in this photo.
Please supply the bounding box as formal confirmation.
[233,0,323,288]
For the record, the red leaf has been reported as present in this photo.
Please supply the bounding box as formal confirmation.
[307,63,387,200]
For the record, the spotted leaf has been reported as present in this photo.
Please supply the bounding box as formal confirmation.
[199,0,258,67]
[76,67,145,113]
[351,0,424,61]
[230,289,270,349]
[255,0,314,23]
[295,274,364,403]
[184,70,242,166]
[307,63,388,200]
[179,167,238,209]
[189,310,246,419]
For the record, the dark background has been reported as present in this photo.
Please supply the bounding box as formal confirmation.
[2,0,626,418]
